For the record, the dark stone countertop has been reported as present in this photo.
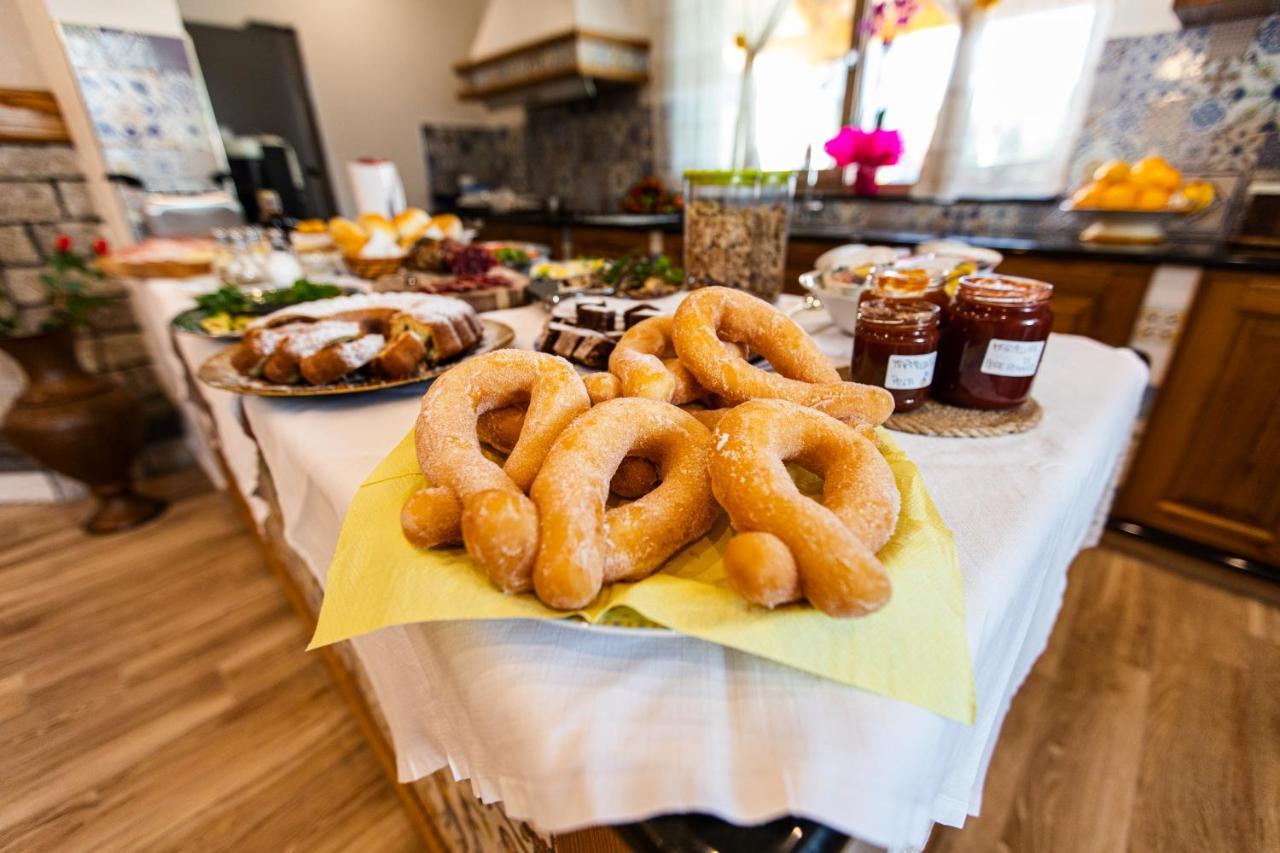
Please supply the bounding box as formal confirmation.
[793,225,1280,274]
[463,208,1280,274]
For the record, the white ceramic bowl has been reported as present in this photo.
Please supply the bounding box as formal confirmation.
[912,241,1004,269]
[814,244,906,272]
[798,270,866,335]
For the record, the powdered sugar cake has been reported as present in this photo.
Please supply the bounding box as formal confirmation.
[203,292,513,396]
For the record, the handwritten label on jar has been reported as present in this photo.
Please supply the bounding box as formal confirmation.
[885,352,937,390]
[981,339,1045,377]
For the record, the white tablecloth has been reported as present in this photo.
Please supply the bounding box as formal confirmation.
[130,280,1146,848]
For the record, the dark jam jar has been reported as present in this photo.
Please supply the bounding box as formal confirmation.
[862,267,951,316]
[934,275,1054,409]
[851,298,942,413]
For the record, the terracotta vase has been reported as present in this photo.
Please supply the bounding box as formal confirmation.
[0,325,165,533]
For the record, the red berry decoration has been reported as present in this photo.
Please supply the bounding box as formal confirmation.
[55,234,72,252]
[92,237,109,256]
[445,243,496,276]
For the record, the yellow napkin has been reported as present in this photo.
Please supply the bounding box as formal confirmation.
[311,429,975,723]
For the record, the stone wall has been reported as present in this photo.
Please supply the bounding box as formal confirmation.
[0,141,185,494]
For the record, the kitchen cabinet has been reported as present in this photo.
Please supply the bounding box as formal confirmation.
[1115,270,1280,565]
[1173,0,1276,26]
[995,256,1152,346]
[567,226,657,259]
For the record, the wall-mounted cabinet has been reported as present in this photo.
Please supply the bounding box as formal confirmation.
[1173,0,1278,26]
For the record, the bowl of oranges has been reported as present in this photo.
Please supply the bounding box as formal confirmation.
[1062,156,1215,244]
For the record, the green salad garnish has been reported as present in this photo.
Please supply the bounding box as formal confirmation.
[194,279,343,315]
[493,247,530,266]
[599,252,684,287]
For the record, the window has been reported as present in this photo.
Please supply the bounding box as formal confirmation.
[659,0,854,177]
[964,5,1100,171]
[660,0,1110,198]
[750,2,854,171]
[856,0,1112,199]
[856,24,962,184]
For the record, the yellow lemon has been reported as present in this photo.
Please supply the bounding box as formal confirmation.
[1070,181,1107,209]
[1132,156,1181,190]
[1100,182,1139,210]
[1136,187,1172,211]
[1182,180,1215,211]
[1093,159,1131,184]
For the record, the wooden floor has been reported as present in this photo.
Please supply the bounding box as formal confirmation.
[0,471,420,852]
[1,473,1276,852]
[930,535,1280,853]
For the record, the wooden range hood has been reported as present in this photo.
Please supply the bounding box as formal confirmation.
[455,0,650,107]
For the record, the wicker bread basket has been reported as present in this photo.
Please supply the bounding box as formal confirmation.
[98,256,214,279]
[344,254,405,280]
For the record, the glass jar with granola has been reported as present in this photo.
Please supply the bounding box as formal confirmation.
[682,170,796,301]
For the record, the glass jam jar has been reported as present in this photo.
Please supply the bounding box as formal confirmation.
[851,298,942,413]
[933,274,1054,409]
[861,267,951,316]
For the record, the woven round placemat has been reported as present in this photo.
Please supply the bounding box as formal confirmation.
[885,398,1042,437]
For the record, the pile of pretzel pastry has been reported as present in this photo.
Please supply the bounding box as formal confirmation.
[402,286,902,618]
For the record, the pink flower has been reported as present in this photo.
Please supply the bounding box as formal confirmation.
[823,127,905,169]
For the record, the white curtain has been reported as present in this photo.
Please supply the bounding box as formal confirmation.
[912,0,1113,201]
[657,0,850,177]
[658,0,736,179]
[730,0,791,169]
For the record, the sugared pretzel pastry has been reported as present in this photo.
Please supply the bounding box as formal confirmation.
[672,286,894,425]
[477,402,659,499]
[583,371,622,405]
[609,457,659,499]
[402,350,590,592]
[708,399,900,617]
[608,315,708,404]
[530,398,719,609]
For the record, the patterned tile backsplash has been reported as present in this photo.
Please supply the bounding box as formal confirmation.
[61,25,224,193]
[423,88,654,212]
[424,14,1278,240]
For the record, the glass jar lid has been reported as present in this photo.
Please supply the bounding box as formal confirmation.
[957,274,1053,306]
[683,169,795,185]
[868,267,945,297]
[857,297,941,329]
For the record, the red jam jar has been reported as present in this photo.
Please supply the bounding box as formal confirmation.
[934,274,1054,409]
[861,267,951,316]
[851,298,942,413]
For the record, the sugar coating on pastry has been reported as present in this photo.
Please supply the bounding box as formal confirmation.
[233,291,483,386]
[247,291,476,329]
[671,286,894,425]
[530,397,719,610]
[279,320,362,358]
[404,350,591,592]
[708,398,899,617]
